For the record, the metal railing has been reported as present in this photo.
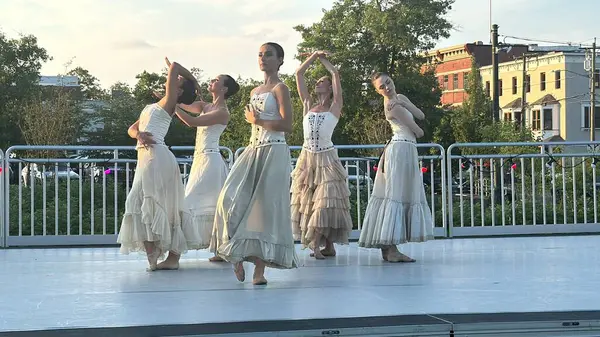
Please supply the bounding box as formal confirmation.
[0,149,4,247]
[2,145,233,247]
[236,143,447,240]
[447,141,600,237]
[4,140,599,247]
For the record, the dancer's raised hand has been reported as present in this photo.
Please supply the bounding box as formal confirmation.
[316,50,331,58]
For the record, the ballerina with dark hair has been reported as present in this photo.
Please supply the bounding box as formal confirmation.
[291,50,353,259]
[358,72,433,263]
[117,57,202,271]
[155,73,240,269]
[212,42,299,285]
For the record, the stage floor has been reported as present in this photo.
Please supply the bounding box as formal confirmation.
[0,235,599,336]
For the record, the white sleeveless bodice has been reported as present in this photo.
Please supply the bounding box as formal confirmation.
[194,124,226,154]
[302,111,338,152]
[136,104,172,149]
[386,100,417,143]
[248,92,286,147]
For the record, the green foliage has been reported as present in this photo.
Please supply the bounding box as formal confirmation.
[19,88,85,155]
[293,0,454,156]
[0,31,50,149]
[8,180,125,236]
[85,82,140,147]
[67,67,106,100]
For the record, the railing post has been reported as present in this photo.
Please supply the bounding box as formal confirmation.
[446,144,456,238]
[1,148,5,248]
[221,146,234,168]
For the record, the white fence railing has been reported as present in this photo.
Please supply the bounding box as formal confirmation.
[1,141,599,247]
[0,148,4,248]
[2,145,233,247]
[447,141,600,237]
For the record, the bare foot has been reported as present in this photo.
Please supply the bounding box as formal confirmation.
[209,255,225,262]
[233,262,245,282]
[381,247,389,261]
[252,258,267,285]
[253,276,268,285]
[387,251,416,263]
[157,259,179,270]
[309,248,336,258]
[144,242,160,271]
[313,250,326,260]
[321,247,336,257]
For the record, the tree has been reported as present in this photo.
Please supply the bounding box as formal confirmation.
[133,71,166,105]
[0,31,50,148]
[86,82,141,147]
[293,0,454,154]
[19,88,83,156]
[67,67,106,100]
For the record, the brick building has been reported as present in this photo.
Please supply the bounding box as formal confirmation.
[422,42,528,106]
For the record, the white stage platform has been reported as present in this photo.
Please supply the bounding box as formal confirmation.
[1,235,600,336]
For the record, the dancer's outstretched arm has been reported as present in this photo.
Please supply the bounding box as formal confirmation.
[175,106,229,127]
[245,84,293,133]
[153,90,205,115]
[295,52,319,110]
[396,94,424,120]
[386,100,424,138]
[319,54,343,117]
[178,101,207,115]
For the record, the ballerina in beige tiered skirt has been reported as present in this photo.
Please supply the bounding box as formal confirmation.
[291,51,353,259]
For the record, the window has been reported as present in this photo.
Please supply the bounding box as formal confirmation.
[443,75,449,89]
[582,105,600,129]
[531,109,541,130]
[540,72,546,91]
[504,111,512,121]
[485,81,490,97]
[498,79,503,96]
[512,77,517,95]
[526,75,531,93]
[555,71,561,89]
[543,108,553,130]
[595,70,600,89]
[453,73,459,89]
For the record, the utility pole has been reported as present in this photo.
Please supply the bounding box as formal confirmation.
[521,54,527,127]
[591,38,596,141]
[491,24,500,122]
[518,52,537,128]
[491,23,501,203]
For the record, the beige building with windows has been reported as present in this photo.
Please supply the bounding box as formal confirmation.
[479,50,599,142]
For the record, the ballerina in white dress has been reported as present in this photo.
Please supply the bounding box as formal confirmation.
[212,42,299,285]
[358,72,434,262]
[117,58,201,271]
[155,74,240,269]
[291,50,353,259]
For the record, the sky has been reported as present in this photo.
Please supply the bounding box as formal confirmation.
[1,0,599,89]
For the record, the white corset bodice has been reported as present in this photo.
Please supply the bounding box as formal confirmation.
[136,104,172,149]
[248,92,286,147]
[194,123,226,153]
[302,111,337,152]
[386,99,416,143]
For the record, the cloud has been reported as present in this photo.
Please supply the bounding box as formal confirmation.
[111,39,157,50]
